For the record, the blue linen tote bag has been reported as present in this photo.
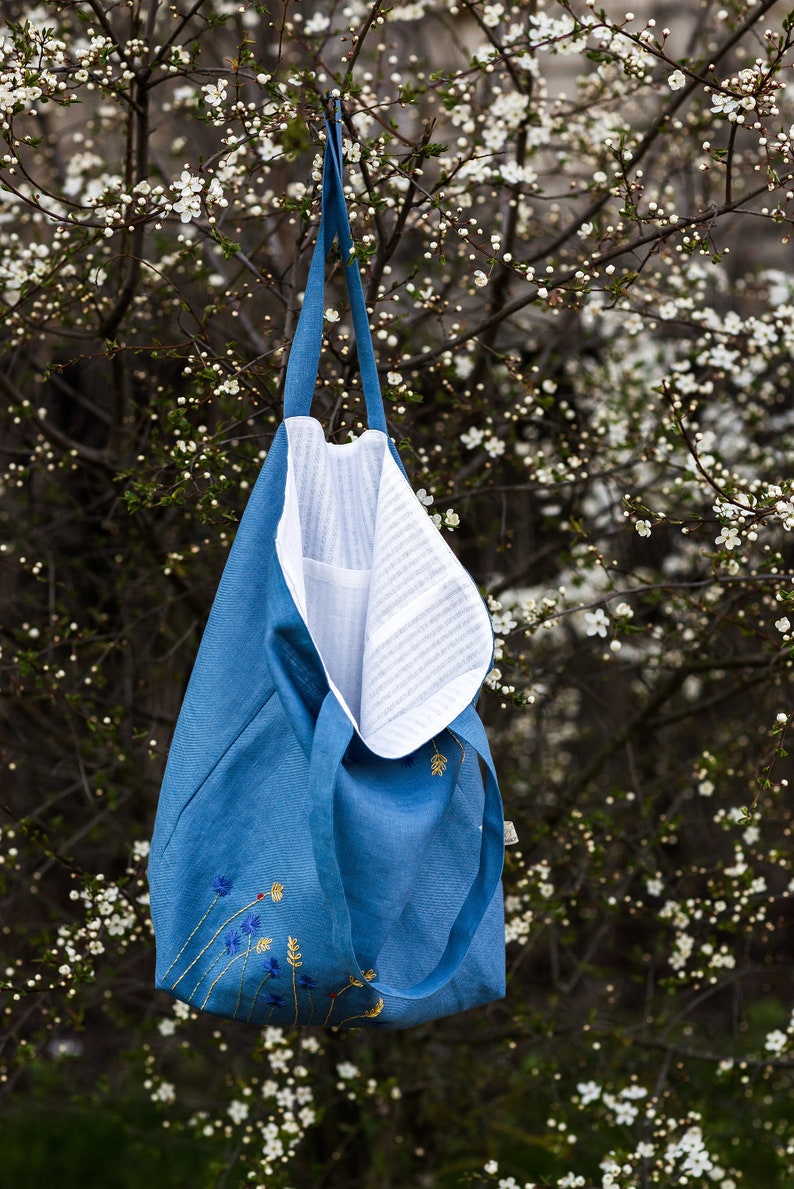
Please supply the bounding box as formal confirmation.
[148,107,506,1029]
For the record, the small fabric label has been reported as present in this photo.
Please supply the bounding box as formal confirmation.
[504,820,519,845]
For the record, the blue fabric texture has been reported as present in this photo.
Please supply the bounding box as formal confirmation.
[148,107,506,1029]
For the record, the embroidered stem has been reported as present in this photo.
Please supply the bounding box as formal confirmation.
[188,947,226,1003]
[448,729,466,761]
[287,936,302,1026]
[162,892,219,981]
[338,997,385,1028]
[323,987,346,1027]
[246,972,273,1024]
[171,890,280,991]
[323,971,376,1025]
[233,937,253,1019]
[200,951,246,1011]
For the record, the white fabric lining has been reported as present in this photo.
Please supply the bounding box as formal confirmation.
[275,417,493,758]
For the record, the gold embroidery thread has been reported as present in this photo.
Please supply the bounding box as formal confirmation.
[338,997,384,1027]
[171,884,284,992]
[430,740,447,777]
[287,935,302,1025]
[168,880,388,1027]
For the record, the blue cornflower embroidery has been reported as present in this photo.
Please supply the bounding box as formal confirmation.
[262,956,281,978]
[168,880,287,1020]
[297,973,317,990]
[264,990,287,1023]
[224,929,242,956]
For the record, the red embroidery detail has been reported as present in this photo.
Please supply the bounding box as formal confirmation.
[257,893,264,900]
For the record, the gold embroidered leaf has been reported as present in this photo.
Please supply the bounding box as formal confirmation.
[287,936,302,968]
[349,975,364,988]
[270,882,284,902]
[362,969,377,982]
[255,937,273,953]
[364,998,384,1019]
[430,748,447,777]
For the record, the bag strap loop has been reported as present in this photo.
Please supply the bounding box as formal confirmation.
[309,691,505,1004]
[283,104,387,433]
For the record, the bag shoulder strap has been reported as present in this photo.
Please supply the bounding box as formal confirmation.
[309,691,505,1003]
[283,104,387,433]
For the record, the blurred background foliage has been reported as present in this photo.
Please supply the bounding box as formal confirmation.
[1,0,794,1186]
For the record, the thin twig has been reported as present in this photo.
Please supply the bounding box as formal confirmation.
[148,0,208,74]
[395,167,794,372]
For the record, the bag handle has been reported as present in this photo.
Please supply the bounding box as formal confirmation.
[283,104,387,433]
[309,692,505,1003]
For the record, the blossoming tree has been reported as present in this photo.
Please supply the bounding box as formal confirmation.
[1,0,793,1186]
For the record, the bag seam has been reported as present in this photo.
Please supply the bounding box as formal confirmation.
[157,685,276,863]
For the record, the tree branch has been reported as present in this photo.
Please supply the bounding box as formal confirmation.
[395,167,794,372]
[0,370,114,471]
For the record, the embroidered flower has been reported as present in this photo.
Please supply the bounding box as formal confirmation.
[265,992,286,1008]
[211,875,233,897]
[224,929,242,956]
[262,957,281,978]
[241,912,261,936]
[297,973,317,990]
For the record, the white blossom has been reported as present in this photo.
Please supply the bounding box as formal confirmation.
[584,608,609,638]
[715,524,740,550]
[206,177,227,207]
[461,427,485,449]
[170,169,204,223]
[576,1080,602,1105]
[765,1029,788,1054]
[484,436,506,458]
[228,1099,249,1124]
[202,79,227,107]
[304,12,330,34]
